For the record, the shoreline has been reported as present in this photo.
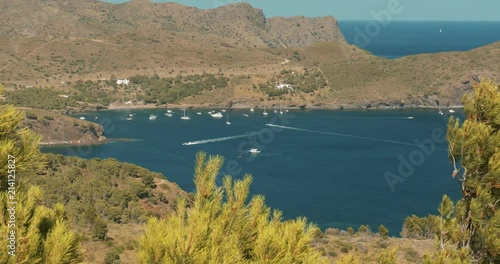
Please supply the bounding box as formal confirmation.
[99,102,465,112]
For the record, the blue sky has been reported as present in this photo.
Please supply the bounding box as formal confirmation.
[103,0,500,21]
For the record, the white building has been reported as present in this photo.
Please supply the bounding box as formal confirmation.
[117,79,130,85]
[275,83,294,90]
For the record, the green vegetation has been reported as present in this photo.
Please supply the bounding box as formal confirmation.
[377,247,398,264]
[138,152,327,263]
[378,225,389,239]
[427,80,500,263]
[0,85,84,263]
[3,88,78,110]
[401,214,439,239]
[130,73,229,104]
[72,80,113,105]
[27,154,182,226]
[258,68,328,98]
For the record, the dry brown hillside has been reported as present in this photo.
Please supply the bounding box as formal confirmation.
[0,0,499,110]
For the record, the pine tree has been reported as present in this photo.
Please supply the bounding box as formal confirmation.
[444,80,500,262]
[0,85,84,263]
[138,152,327,264]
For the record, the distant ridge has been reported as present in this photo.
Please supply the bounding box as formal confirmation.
[0,0,345,48]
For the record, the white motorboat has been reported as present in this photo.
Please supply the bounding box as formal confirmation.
[79,117,85,120]
[126,117,133,121]
[165,113,173,117]
[149,115,157,120]
[248,148,260,154]
[167,109,172,113]
[263,106,268,116]
[250,108,255,112]
[221,109,226,113]
[226,114,231,125]
[197,112,202,115]
[211,112,223,118]
[243,114,249,117]
[182,142,194,146]
[449,109,456,113]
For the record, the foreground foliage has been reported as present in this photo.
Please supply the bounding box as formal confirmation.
[0,85,84,263]
[138,152,327,264]
[425,80,500,263]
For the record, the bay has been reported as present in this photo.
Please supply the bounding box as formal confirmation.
[43,109,460,235]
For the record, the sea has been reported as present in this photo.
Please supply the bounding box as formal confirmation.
[43,22,500,235]
[339,21,500,58]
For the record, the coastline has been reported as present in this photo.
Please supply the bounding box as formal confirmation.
[103,102,464,112]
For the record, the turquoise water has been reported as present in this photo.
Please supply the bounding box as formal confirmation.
[43,109,460,235]
[339,21,500,58]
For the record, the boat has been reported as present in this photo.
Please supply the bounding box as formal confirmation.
[165,113,173,117]
[279,105,283,115]
[449,109,456,113]
[221,109,226,113]
[181,109,190,120]
[211,112,223,118]
[126,117,133,121]
[243,114,249,117]
[182,142,194,146]
[226,114,231,125]
[250,108,255,112]
[197,112,202,115]
[149,115,157,120]
[248,148,260,154]
[167,109,172,113]
[263,106,268,116]
[407,117,414,120]
[79,117,85,120]
[438,104,444,115]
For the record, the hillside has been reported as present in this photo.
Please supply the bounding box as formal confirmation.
[21,108,107,145]
[0,0,499,111]
[25,153,191,263]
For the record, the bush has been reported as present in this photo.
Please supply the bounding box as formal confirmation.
[378,224,389,239]
[25,112,38,120]
[357,225,371,234]
[92,217,109,241]
[104,250,121,264]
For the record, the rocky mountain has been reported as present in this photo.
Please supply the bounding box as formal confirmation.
[0,0,344,48]
[0,0,498,111]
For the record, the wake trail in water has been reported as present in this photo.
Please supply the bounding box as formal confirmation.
[183,132,258,146]
[266,124,436,149]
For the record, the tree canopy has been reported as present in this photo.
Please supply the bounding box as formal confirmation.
[138,152,327,264]
[424,80,500,263]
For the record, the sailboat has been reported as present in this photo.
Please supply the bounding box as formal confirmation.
[438,104,443,115]
[263,105,268,116]
[226,114,231,125]
[181,108,190,120]
[279,104,283,115]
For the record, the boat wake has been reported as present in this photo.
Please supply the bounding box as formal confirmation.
[266,124,429,148]
[183,132,258,146]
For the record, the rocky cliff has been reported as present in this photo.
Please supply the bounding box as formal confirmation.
[21,108,106,145]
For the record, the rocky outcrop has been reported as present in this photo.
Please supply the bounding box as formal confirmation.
[21,108,106,146]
